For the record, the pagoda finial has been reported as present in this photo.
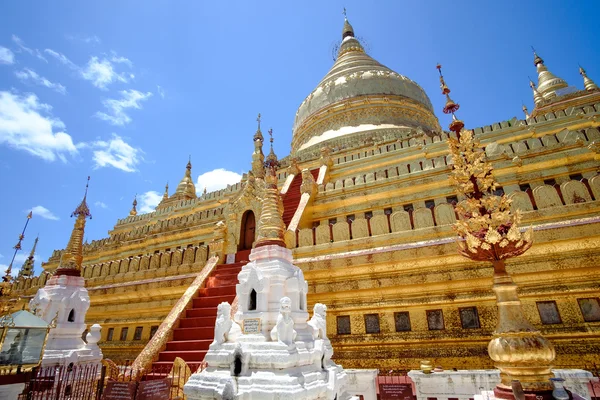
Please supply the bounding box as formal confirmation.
[72,176,92,218]
[255,157,285,248]
[532,46,544,66]
[342,8,354,39]
[436,64,463,133]
[18,235,38,278]
[522,103,530,119]
[529,78,543,106]
[266,128,278,164]
[187,155,192,171]
[579,65,599,91]
[3,212,33,284]
[129,194,138,216]
[57,176,92,276]
[163,182,169,201]
[254,113,263,142]
[174,158,197,199]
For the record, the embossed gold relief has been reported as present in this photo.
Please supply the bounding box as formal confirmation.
[255,164,286,248]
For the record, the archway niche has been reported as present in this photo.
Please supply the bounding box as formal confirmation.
[239,210,256,251]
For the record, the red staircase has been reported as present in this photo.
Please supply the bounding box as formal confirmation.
[152,260,245,370]
[282,169,319,227]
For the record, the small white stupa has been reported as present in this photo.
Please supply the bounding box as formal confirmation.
[29,177,102,367]
[185,160,352,399]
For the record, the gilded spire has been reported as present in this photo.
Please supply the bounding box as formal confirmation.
[174,158,197,200]
[18,235,38,278]
[163,182,169,201]
[57,177,92,276]
[266,128,278,164]
[530,79,543,106]
[579,66,598,91]
[255,158,286,248]
[252,113,265,179]
[522,103,530,119]
[436,64,463,133]
[129,195,138,216]
[3,211,32,284]
[337,10,364,57]
[531,48,568,99]
[342,8,354,39]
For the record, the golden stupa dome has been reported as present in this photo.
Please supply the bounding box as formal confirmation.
[292,18,440,153]
[173,159,197,200]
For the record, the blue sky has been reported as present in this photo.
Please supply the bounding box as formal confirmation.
[0,0,598,276]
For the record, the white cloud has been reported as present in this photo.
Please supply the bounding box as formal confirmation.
[44,49,78,70]
[91,133,142,172]
[157,85,165,99]
[138,191,162,213]
[196,168,242,193]
[15,68,67,94]
[0,254,3,259]
[110,52,132,67]
[29,205,59,220]
[66,34,101,45]
[94,201,108,209]
[95,89,152,125]
[81,56,129,89]
[12,35,47,62]
[0,47,14,65]
[0,91,78,161]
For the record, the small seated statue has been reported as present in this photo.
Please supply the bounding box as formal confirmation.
[213,302,233,345]
[270,297,296,346]
[308,303,328,340]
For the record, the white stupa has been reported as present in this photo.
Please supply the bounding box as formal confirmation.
[29,178,102,367]
[184,162,352,399]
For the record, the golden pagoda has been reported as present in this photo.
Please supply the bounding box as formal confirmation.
[8,16,600,373]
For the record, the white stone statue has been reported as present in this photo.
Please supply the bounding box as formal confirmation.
[213,302,233,345]
[270,297,297,345]
[308,303,328,340]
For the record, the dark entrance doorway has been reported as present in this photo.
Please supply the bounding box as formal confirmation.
[239,210,256,250]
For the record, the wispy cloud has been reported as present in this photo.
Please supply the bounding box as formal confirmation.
[66,34,101,45]
[196,168,242,193]
[156,85,165,99]
[12,35,47,62]
[138,191,162,214]
[0,47,14,65]
[15,68,67,94]
[44,49,78,70]
[110,52,132,68]
[95,89,152,125]
[29,205,59,220]
[0,91,78,161]
[94,201,108,209]
[81,56,130,89]
[91,133,142,172]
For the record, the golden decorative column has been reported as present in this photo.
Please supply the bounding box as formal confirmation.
[438,65,555,396]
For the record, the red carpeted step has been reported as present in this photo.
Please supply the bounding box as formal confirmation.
[199,285,237,297]
[186,307,217,318]
[173,326,214,341]
[193,295,236,308]
[235,249,251,262]
[179,316,217,328]
[159,350,207,362]
[166,339,213,352]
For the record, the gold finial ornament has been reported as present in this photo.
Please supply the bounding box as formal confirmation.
[439,65,555,395]
[266,128,278,164]
[437,65,460,114]
[579,65,598,91]
[130,195,138,216]
[163,183,169,201]
[522,104,530,118]
[529,79,543,106]
[255,159,286,248]
[1,212,33,296]
[18,235,38,278]
[57,176,92,276]
[531,48,568,100]
[174,158,197,200]
[342,8,354,39]
[252,113,266,178]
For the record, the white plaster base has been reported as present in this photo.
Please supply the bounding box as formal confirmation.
[184,245,352,400]
[345,369,378,400]
[409,369,595,400]
[0,383,25,400]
